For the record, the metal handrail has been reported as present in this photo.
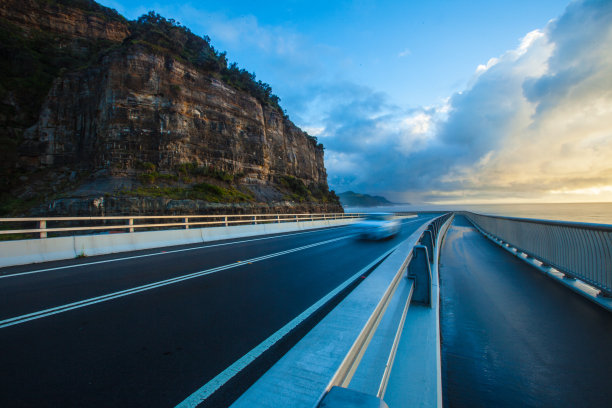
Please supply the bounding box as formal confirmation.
[323,213,453,401]
[464,212,612,296]
[327,250,414,390]
[0,213,363,239]
[377,212,453,398]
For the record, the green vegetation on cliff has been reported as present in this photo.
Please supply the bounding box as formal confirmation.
[128,12,283,111]
[122,183,254,203]
[280,176,339,203]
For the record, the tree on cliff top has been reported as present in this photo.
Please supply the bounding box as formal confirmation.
[129,12,283,111]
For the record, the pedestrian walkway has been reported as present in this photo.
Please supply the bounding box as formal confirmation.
[440,215,612,407]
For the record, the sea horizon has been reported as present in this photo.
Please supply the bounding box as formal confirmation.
[344,202,612,225]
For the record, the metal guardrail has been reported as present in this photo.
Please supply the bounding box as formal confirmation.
[0,213,363,240]
[464,212,612,297]
[319,213,454,407]
[377,212,453,398]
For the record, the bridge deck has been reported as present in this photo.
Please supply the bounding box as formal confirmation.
[440,215,612,407]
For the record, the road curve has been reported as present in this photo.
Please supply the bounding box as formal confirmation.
[0,216,432,407]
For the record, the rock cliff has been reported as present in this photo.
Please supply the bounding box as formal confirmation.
[0,0,341,215]
[0,0,129,42]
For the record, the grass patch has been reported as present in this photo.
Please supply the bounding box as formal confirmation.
[121,182,253,203]
[279,175,310,199]
[278,176,340,204]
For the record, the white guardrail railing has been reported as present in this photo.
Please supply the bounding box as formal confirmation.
[0,213,363,240]
[318,212,454,408]
[464,212,612,297]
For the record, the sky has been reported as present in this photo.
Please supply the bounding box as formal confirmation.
[99,0,612,204]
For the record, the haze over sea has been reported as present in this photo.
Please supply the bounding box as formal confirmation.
[345,202,612,225]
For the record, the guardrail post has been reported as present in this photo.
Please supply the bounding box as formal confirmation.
[39,220,47,238]
[253,215,257,225]
[224,216,228,227]
[427,224,437,242]
[420,230,434,264]
[277,215,280,223]
[184,217,189,229]
[407,245,432,306]
[128,218,134,233]
[296,215,299,223]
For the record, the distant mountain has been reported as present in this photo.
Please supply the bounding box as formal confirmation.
[338,191,399,207]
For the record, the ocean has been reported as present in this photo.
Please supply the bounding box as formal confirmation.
[344,202,612,225]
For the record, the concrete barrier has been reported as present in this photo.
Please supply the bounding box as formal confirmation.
[232,214,453,408]
[0,218,358,268]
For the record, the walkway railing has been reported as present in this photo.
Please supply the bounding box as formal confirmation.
[0,213,363,240]
[464,212,612,297]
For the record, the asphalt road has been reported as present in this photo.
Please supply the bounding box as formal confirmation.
[0,216,432,407]
[440,216,612,407]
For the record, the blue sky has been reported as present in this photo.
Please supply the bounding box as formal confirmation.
[99,0,612,203]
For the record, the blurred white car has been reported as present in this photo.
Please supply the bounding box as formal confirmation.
[354,213,401,240]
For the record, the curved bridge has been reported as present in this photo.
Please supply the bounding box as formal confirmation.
[0,212,610,407]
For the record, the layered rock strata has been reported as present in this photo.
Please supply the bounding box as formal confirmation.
[0,0,341,215]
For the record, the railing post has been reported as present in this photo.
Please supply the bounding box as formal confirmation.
[253,215,257,225]
[128,218,134,233]
[224,216,228,227]
[39,220,47,238]
[277,215,280,223]
[184,217,189,229]
[408,245,432,306]
[296,215,299,223]
[420,230,434,264]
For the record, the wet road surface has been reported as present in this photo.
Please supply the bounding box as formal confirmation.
[440,215,612,407]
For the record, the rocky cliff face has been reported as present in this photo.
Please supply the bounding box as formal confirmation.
[0,0,341,215]
[0,0,129,42]
[24,50,327,185]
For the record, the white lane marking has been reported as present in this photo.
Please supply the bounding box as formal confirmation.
[0,235,351,329]
[175,245,401,408]
[0,226,352,280]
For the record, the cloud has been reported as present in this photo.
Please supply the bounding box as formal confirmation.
[398,48,411,58]
[475,57,499,75]
[317,0,612,203]
[101,0,612,203]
